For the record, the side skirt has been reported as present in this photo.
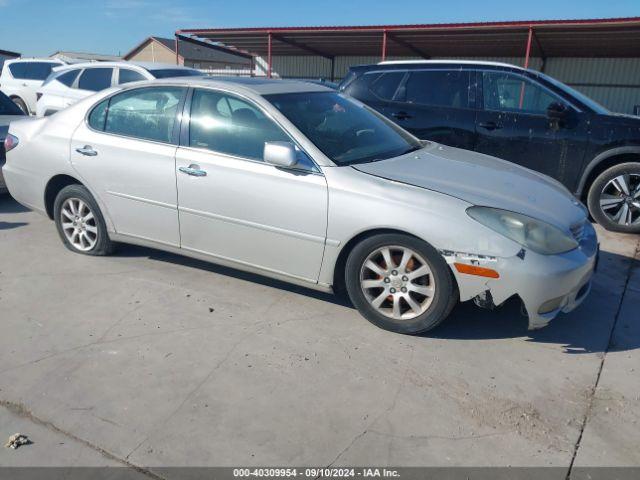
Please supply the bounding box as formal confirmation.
[108,232,334,294]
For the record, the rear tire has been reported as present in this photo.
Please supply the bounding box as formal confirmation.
[587,162,640,233]
[11,97,28,115]
[345,233,457,334]
[53,185,114,256]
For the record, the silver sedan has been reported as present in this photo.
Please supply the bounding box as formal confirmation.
[2,77,598,334]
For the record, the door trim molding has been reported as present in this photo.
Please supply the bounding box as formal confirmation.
[107,190,177,209]
[178,205,332,245]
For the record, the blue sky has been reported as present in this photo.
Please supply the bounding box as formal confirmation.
[1,0,639,57]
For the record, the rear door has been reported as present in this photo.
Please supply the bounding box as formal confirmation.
[70,86,186,246]
[475,70,589,185]
[379,69,476,150]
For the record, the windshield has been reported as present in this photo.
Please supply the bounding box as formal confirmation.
[150,69,202,79]
[537,72,609,114]
[0,91,23,115]
[265,92,421,165]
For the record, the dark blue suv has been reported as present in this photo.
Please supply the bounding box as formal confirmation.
[340,60,640,233]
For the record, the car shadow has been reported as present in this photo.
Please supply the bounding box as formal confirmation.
[0,221,28,230]
[116,245,638,354]
[0,194,30,214]
[115,243,352,308]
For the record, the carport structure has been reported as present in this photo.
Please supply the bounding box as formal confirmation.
[177,17,640,80]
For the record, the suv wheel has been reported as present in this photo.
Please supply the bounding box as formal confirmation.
[345,233,458,334]
[11,97,28,115]
[587,162,640,233]
[53,185,114,255]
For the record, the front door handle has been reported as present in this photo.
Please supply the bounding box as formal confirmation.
[179,164,207,177]
[478,121,502,131]
[75,145,98,156]
[391,111,412,120]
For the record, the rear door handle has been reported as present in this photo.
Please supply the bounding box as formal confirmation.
[179,165,207,177]
[391,111,412,120]
[478,121,502,131]
[75,145,98,156]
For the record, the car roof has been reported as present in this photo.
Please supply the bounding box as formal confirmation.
[52,61,198,72]
[153,76,333,95]
[6,57,64,64]
[356,59,527,72]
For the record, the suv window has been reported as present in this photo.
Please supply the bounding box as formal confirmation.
[8,62,59,81]
[78,68,113,92]
[403,70,470,108]
[369,72,405,100]
[189,89,289,160]
[57,69,80,87]
[89,87,185,143]
[118,69,147,85]
[482,71,559,115]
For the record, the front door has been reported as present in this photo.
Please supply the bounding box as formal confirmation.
[70,86,186,246]
[475,70,589,186]
[176,88,328,282]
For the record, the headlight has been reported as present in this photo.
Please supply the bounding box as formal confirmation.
[466,206,578,255]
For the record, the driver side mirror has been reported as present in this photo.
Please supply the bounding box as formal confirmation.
[547,102,569,121]
[264,141,298,168]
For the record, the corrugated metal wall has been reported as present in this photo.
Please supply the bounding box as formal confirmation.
[262,55,640,114]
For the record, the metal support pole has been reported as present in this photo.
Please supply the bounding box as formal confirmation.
[175,35,180,65]
[381,30,388,62]
[519,27,534,108]
[523,26,533,68]
[267,32,272,78]
[330,57,335,82]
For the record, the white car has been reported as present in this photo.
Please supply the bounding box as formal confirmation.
[36,62,202,117]
[2,78,598,334]
[0,58,66,115]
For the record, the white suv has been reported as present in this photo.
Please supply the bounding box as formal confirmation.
[0,58,66,114]
[36,62,202,117]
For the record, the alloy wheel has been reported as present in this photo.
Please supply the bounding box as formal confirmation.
[599,173,640,226]
[359,245,435,320]
[60,197,98,252]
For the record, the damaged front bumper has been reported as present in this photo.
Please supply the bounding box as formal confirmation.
[444,221,598,330]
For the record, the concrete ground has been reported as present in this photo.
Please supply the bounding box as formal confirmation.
[0,194,638,479]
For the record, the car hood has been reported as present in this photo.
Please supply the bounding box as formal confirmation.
[353,143,586,229]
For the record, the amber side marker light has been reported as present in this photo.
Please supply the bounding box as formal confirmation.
[454,263,500,279]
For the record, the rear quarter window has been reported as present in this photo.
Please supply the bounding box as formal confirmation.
[9,62,59,80]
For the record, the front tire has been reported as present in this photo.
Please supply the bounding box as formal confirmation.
[587,162,640,233]
[53,185,114,256]
[345,234,457,334]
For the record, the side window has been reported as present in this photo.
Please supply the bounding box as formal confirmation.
[404,70,470,108]
[189,89,290,161]
[118,69,147,85]
[99,87,185,143]
[482,71,559,115]
[369,72,405,101]
[8,63,28,79]
[9,62,58,80]
[88,99,108,131]
[78,68,113,92]
[57,69,80,87]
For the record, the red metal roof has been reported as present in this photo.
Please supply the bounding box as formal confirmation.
[178,17,640,58]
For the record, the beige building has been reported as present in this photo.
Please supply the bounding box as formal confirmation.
[123,36,252,73]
